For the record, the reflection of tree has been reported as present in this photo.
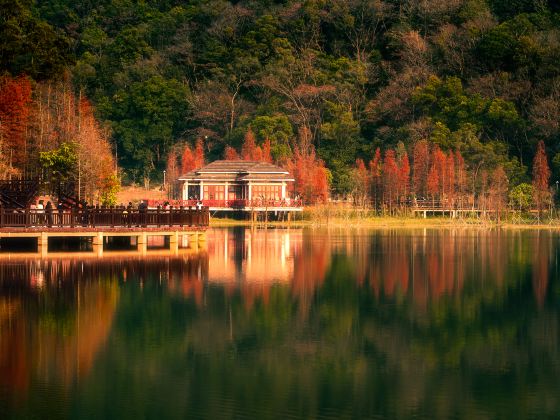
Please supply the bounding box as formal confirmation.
[0,273,118,406]
[532,231,551,307]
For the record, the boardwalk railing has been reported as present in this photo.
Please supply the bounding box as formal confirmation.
[0,207,209,229]
[148,199,303,209]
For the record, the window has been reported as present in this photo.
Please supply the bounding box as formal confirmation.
[228,185,242,200]
[203,185,225,200]
[251,185,281,200]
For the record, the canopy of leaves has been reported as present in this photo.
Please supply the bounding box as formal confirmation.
[3,0,560,190]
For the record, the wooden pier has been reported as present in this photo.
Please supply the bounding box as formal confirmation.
[0,206,209,256]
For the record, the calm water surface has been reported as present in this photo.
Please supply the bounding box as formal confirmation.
[1,227,559,419]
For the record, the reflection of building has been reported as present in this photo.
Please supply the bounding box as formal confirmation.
[178,161,302,212]
[207,228,302,284]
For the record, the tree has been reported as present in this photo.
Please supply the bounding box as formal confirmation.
[261,138,272,163]
[509,183,533,211]
[241,128,263,161]
[287,142,330,204]
[181,145,196,174]
[488,166,509,223]
[194,138,205,168]
[427,165,440,207]
[39,143,78,181]
[224,146,240,160]
[455,150,468,208]
[398,152,410,206]
[412,140,429,199]
[369,148,382,209]
[0,0,73,80]
[532,140,551,221]
[383,150,399,214]
[166,150,179,198]
[353,159,370,207]
[0,75,32,169]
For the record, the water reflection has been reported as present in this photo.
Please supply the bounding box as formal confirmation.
[0,228,559,418]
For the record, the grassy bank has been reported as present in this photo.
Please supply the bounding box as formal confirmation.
[209,205,560,229]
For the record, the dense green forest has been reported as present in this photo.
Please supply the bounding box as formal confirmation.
[2,0,560,194]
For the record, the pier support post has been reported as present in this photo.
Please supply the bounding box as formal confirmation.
[92,232,104,257]
[187,233,198,251]
[137,232,148,255]
[38,232,48,256]
[92,232,104,246]
[169,231,179,254]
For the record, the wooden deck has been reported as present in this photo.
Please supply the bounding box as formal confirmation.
[0,207,209,256]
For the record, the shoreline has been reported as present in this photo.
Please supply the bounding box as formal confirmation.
[209,216,560,230]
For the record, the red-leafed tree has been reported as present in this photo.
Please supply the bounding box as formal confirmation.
[224,145,239,160]
[354,158,370,207]
[427,164,439,207]
[0,75,32,171]
[287,142,329,204]
[241,128,259,160]
[455,150,467,208]
[369,148,382,209]
[261,138,272,163]
[412,140,429,199]
[532,140,551,221]
[431,146,447,205]
[194,138,205,168]
[181,145,196,173]
[165,150,179,197]
[445,152,455,208]
[398,151,410,206]
[489,165,509,223]
[383,149,399,213]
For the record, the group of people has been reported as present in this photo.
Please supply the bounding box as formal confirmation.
[25,199,152,227]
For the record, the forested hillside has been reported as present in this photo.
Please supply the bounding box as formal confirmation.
[2,0,560,198]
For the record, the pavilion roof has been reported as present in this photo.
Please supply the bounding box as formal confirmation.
[178,160,294,181]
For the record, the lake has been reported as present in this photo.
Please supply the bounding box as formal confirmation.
[1,227,559,419]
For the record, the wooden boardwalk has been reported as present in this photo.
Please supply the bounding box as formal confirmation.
[0,206,209,256]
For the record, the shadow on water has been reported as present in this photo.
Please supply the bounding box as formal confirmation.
[0,227,559,419]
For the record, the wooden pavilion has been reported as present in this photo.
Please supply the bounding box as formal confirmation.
[177,160,302,214]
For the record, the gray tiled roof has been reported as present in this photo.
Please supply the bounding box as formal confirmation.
[178,160,293,181]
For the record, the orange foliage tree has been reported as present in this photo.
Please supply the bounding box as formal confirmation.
[369,148,382,208]
[241,128,263,161]
[353,158,370,206]
[181,145,196,173]
[398,151,410,205]
[488,165,508,222]
[412,140,429,199]
[532,140,551,220]
[382,149,399,213]
[224,145,239,160]
[194,138,205,168]
[0,75,32,173]
[287,144,329,204]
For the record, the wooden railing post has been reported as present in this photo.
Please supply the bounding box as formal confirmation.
[156,206,161,227]
[25,207,29,228]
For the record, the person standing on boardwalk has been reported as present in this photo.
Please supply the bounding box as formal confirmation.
[57,201,64,227]
[138,200,147,227]
[45,201,53,227]
[36,200,44,225]
[127,202,133,227]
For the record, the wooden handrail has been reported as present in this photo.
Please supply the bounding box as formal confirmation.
[0,207,209,228]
